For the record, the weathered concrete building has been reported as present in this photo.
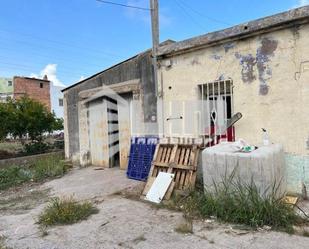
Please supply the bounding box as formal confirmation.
[156,6,309,193]
[63,6,309,194]
[62,41,174,168]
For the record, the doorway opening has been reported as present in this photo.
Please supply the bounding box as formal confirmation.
[106,96,120,167]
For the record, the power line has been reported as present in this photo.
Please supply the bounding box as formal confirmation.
[96,0,151,11]
[174,0,207,31]
[0,27,120,58]
[0,63,98,85]
[0,60,91,77]
[0,46,111,72]
[177,0,232,26]
[0,54,102,75]
[0,37,118,62]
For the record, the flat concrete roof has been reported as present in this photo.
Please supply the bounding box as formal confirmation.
[158,5,309,58]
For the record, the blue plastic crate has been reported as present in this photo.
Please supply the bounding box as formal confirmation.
[126,136,158,181]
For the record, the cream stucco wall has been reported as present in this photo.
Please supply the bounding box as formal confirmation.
[159,24,309,156]
[158,24,309,193]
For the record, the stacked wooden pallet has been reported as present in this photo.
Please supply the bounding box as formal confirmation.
[142,143,200,200]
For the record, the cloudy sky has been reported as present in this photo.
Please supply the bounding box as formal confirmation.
[0,0,307,87]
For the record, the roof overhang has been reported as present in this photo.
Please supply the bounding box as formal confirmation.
[158,5,309,58]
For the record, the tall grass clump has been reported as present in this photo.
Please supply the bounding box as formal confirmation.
[179,172,302,232]
[0,155,68,190]
[38,196,99,226]
[31,155,68,181]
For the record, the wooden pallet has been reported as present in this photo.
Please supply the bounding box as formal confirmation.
[143,143,200,199]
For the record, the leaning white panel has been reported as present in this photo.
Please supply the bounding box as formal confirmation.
[145,172,174,204]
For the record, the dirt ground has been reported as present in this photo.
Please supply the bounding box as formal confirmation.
[1,166,309,249]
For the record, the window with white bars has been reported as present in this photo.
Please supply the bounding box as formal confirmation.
[199,79,234,144]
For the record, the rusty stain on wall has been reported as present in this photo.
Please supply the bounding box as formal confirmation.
[235,38,278,95]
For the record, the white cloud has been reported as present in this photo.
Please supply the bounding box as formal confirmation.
[31,64,65,87]
[79,76,86,81]
[293,0,309,8]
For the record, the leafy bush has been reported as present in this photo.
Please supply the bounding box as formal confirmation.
[24,142,50,155]
[38,197,99,226]
[0,155,67,190]
[0,166,31,190]
[53,140,64,150]
[175,175,302,232]
[0,102,14,141]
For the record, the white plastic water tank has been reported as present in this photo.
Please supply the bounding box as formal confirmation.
[202,143,286,198]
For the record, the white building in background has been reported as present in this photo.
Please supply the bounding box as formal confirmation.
[50,83,64,119]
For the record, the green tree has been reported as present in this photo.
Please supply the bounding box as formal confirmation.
[2,97,63,143]
[0,100,13,140]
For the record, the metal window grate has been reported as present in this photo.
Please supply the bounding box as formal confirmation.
[199,79,234,146]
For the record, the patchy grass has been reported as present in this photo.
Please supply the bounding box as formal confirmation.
[0,189,49,215]
[168,174,304,233]
[303,230,309,237]
[132,234,146,244]
[0,142,23,153]
[37,196,99,226]
[0,166,31,190]
[30,155,67,181]
[0,155,68,190]
[175,220,193,234]
[0,236,12,249]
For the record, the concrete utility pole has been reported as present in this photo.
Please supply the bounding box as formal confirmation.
[150,0,159,97]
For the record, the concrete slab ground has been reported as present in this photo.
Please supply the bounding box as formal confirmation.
[1,166,309,249]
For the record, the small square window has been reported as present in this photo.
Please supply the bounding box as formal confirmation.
[59,98,63,107]
[7,81,12,87]
[40,83,43,88]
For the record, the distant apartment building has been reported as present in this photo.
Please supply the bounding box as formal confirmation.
[0,77,13,102]
[50,84,64,118]
[14,76,51,111]
[0,75,64,118]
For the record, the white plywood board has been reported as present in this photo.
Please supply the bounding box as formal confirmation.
[145,172,174,204]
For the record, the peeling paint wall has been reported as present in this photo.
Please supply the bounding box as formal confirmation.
[158,24,309,193]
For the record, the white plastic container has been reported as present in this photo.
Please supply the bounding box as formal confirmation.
[201,143,286,198]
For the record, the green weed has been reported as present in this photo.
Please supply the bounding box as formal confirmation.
[173,172,303,232]
[0,155,68,190]
[175,220,193,234]
[30,155,67,181]
[38,196,99,226]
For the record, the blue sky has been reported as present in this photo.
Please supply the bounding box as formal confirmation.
[0,0,307,87]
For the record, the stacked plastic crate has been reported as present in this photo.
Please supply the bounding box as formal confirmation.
[126,137,158,181]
